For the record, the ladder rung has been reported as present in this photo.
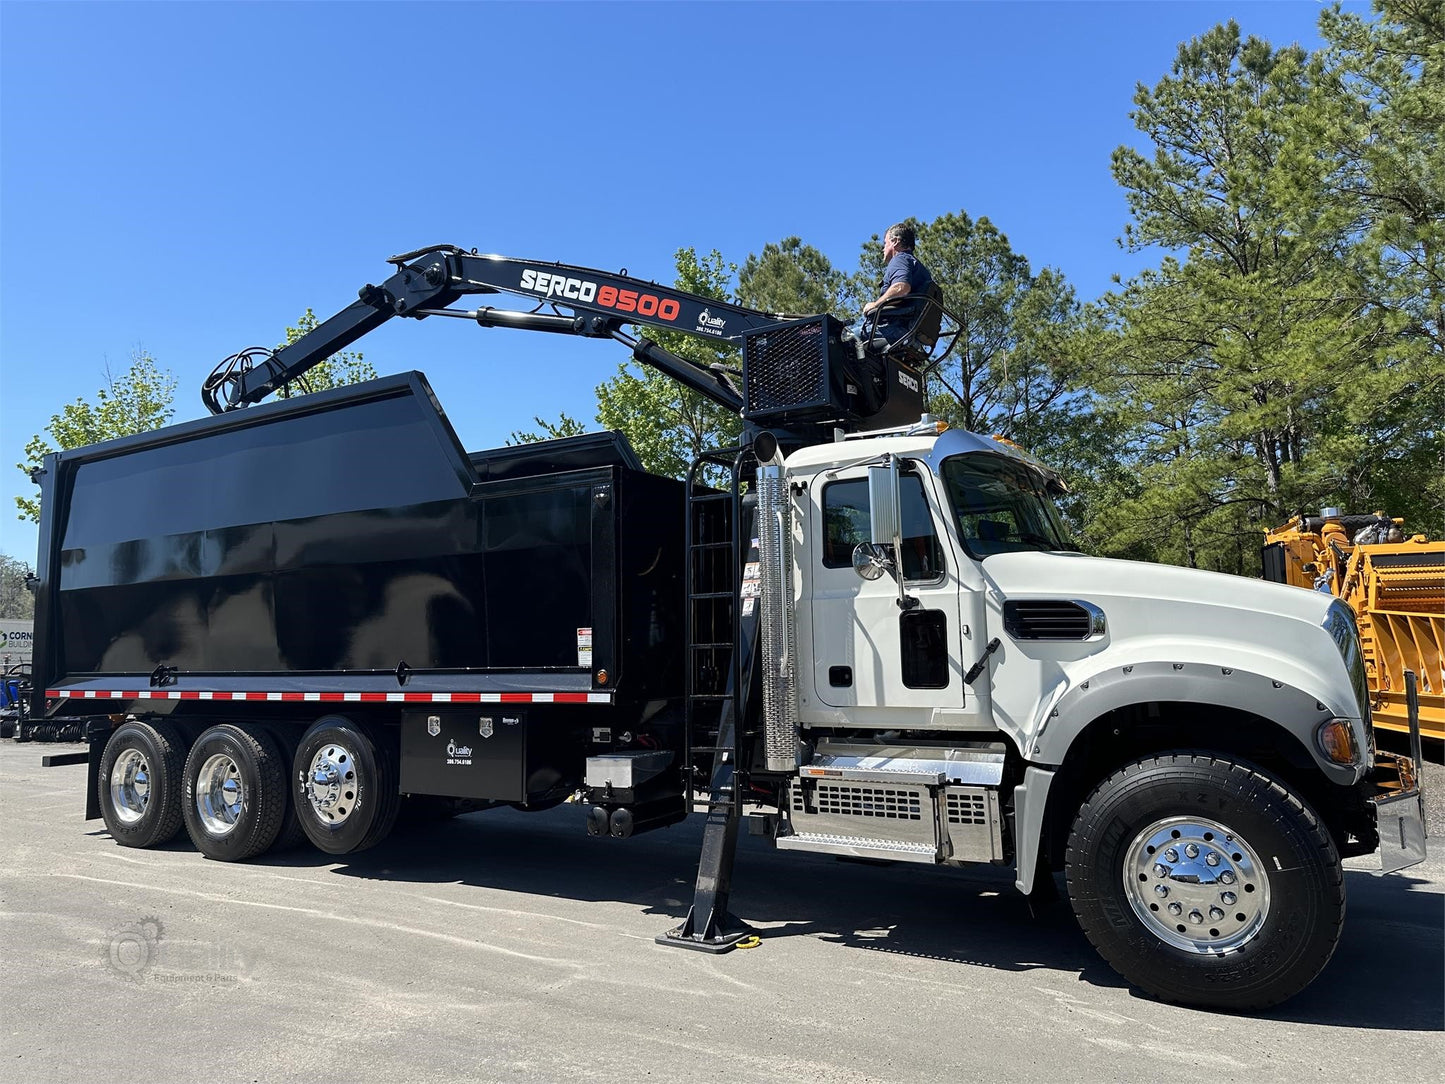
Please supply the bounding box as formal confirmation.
[690,591,735,600]
[688,694,732,701]
[690,642,732,650]
[690,493,733,504]
[690,542,734,551]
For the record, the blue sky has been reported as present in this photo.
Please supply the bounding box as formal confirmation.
[0,0,1358,564]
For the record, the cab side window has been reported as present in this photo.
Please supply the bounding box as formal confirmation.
[822,476,944,580]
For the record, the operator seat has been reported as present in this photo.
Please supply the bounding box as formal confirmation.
[866,282,946,368]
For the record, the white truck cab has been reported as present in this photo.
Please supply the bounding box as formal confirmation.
[757,419,1425,1010]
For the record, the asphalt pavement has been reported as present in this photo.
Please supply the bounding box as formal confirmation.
[1,741,1441,1083]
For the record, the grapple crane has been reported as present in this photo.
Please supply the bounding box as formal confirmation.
[202,244,952,444]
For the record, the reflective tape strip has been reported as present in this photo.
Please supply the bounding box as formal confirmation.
[45,689,613,704]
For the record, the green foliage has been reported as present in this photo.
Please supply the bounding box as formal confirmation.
[593,248,744,478]
[15,349,177,523]
[507,413,588,445]
[1077,13,1442,571]
[0,554,35,620]
[1310,0,1445,536]
[274,309,379,398]
[850,213,1096,494]
[736,236,847,315]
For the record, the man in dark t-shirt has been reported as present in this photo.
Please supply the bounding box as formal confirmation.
[862,222,933,348]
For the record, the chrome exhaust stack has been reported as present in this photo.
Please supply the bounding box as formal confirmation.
[755,433,799,772]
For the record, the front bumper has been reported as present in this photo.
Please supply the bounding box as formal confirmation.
[1369,751,1427,874]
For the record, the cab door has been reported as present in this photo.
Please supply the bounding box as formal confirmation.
[808,464,970,713]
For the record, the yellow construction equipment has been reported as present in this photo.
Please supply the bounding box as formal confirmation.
[1264,511,1443,742]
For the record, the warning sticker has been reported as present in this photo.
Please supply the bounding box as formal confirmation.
[742,598,756,616]
[742,561,761,582]
[577,627,593,668]
[739,580,761,599]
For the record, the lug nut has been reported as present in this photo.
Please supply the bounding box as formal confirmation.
[1219,870,1236,885]
[1185,843,1199,859]
[1205,852,1220,867]
[1189,910,1205,925]
[1153,863,1169,878]
[1168,902,1183,916]
[1209,907,1225,921]
[1221,891,1237,905]
[1154,885,1169,898]
[1164,848,1179,863]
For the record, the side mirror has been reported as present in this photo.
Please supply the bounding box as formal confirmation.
[868,456,901,547]
[851,542,891,581]
[867,455,917,610]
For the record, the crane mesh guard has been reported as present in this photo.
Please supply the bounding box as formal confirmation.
[742,316,839,419]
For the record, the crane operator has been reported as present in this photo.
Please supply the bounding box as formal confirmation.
[862,223,934,349]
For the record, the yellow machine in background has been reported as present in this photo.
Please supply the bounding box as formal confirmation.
[1264,510,1443,742]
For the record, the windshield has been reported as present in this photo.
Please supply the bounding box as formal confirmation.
[940,453,1074,558]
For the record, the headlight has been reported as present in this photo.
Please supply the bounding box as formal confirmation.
[1322,600,1370,723]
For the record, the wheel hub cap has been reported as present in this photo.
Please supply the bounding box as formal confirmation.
[109,749,151,825]
[196,753,245,835]
[303,745,357,825]
[1124,816,1270,953]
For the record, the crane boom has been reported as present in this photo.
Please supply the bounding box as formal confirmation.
[203,245,794,415]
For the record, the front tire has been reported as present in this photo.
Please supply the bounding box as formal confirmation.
[182,724,287,861]
[292,717,400,855]
[1065,752,1344,1011]
[98,720,187,848]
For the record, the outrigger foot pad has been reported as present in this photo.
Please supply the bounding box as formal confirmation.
[655,911,754,954]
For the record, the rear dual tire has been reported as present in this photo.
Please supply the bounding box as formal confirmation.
[98,716,404,859]
[182,724,289,861]
[98,720,187,848]
[291,717,400,855]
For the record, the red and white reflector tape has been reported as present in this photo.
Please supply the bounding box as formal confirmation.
[45,689,612,705]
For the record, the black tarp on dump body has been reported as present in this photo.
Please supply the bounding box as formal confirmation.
[31,373,685,719]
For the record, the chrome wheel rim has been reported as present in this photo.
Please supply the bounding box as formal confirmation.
[1123,816,1271,953]
[303,743,357,825]
[109,749,151,825]
[195,753,245,835]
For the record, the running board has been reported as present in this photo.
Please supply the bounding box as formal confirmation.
[775,833,939,864]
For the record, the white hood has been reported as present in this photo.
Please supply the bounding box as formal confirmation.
[978,550,1358,725]
[982,551,1332,628]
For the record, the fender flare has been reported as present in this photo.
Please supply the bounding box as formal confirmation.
[1028,661,1357,785]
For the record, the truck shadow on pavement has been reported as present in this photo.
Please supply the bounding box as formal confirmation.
[250,806,1442,1030]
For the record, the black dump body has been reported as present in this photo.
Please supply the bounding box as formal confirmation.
[30,374,687,804]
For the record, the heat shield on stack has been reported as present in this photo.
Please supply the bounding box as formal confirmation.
[756,462,799,772]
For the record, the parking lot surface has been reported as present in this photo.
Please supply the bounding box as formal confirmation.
[1,741,1441,1083]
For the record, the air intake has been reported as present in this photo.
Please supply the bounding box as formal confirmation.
[1003,600,1104,641]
